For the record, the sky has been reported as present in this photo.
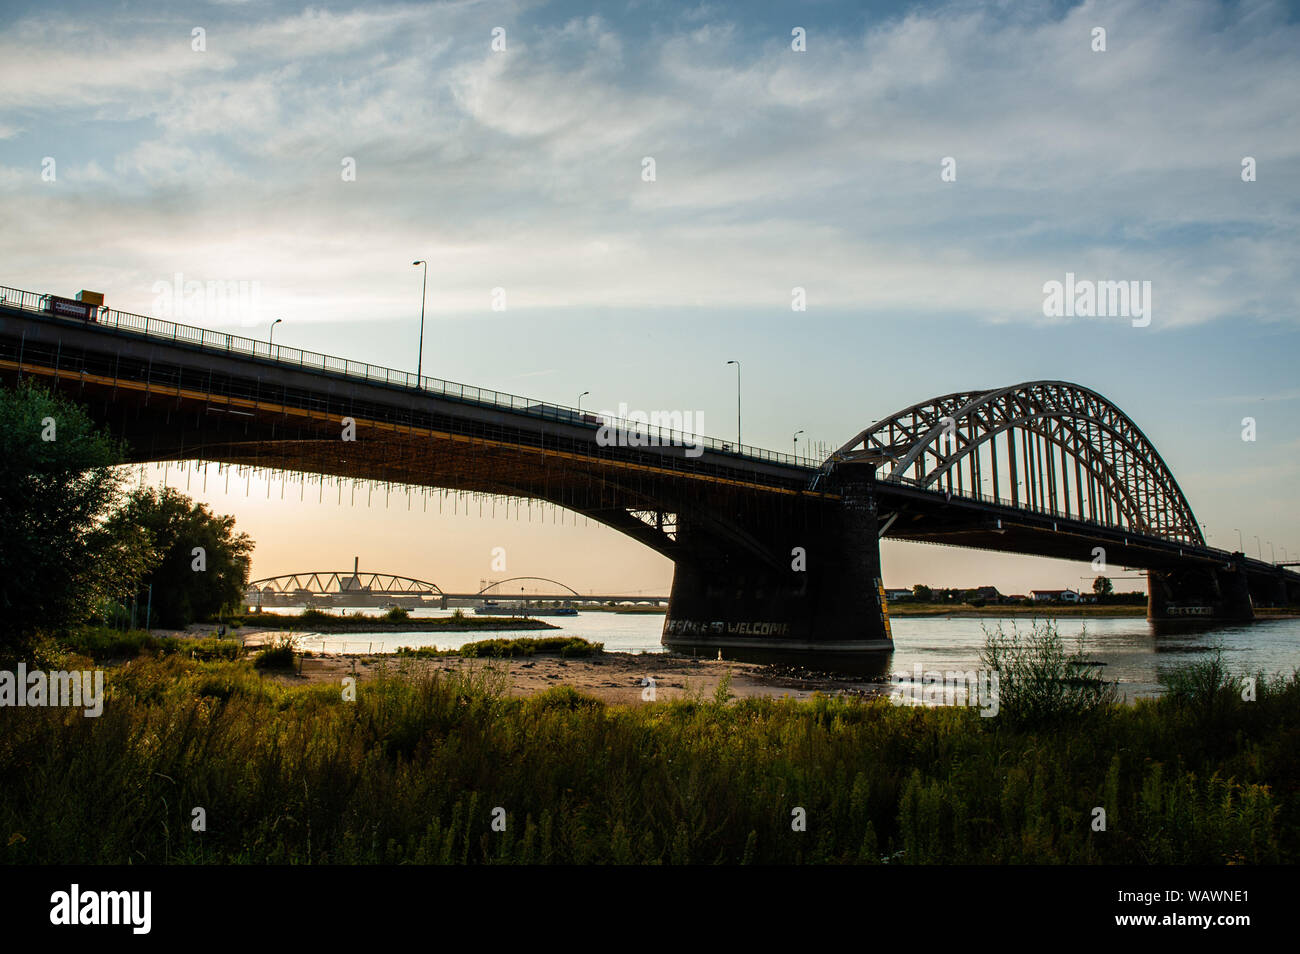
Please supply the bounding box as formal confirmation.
[1,0,1297,596]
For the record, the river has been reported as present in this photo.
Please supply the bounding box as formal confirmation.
[266,606,1300,699]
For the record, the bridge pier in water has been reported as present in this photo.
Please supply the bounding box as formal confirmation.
[662,460,894,665]
[1147,556,1255,622]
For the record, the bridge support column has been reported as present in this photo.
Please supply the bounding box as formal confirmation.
[1147,556,1254,622]
[662,461,893,666]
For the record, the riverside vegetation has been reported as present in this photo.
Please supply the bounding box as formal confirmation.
[1,623,1296,864]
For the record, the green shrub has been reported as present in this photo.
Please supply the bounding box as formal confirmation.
[980,621,1117,728]
[1159,647,1244,726]
[394,645,444,658]
[252,640,295,670]
[458,636,602,658]
[186,637,242,662]
[394,637,602,658]
[382,605,410,621]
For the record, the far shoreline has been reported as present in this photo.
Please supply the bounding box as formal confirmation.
[889,603,1146,618]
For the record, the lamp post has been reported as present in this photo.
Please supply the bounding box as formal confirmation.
[412,260,428,382]
[726,359,741,449]
[1234,528,1243,552]
[578,391,590,415]
[269,317,282,352]
[1255,535,1263,559]
[1269,541,1276,563]
[793,429,804,458]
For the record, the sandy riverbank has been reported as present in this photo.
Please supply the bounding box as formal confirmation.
[235,639,890,704]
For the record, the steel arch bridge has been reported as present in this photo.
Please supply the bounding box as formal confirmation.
[836,380,1203,546]
[476,577,582,597]
[6,285,1298,663]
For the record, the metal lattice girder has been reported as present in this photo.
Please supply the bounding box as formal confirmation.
[838,381,1203,546]
[248,571,444,596]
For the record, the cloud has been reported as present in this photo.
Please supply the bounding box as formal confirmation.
[0,0,1296,331]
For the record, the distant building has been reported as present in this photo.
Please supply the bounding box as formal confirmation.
[1031,588,1080,603]
[884,588,913,602]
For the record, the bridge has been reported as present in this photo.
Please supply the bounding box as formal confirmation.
[2,282,1297,661]
[246,564,667,606]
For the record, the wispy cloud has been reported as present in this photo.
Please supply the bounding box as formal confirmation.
[0,0,1296,331]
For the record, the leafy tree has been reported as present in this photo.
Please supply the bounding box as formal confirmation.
[1093,576,1114,597]
[107,487,254,628]
[912,584,933,602]
[0,382,151,654]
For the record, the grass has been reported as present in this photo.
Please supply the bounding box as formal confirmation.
[1,623,1296,864]
[56,626,242,662]
[395,636,604,658]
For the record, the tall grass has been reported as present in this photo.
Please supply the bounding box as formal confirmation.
[980,621,1118,728]
[1158,647,1247,725]
[54,626,242,663]
[1,642,1296,864]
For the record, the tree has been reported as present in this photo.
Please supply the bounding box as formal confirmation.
[107,487,254,628]
[1093,576,1114,597]
[912,584,933,602]
[0,382,151,654]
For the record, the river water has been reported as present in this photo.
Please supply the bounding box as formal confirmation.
[265,606,1300,699]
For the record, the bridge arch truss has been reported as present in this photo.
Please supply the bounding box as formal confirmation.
[837,381,1203,546]
[475,577,582,597]
[248,571,444,597]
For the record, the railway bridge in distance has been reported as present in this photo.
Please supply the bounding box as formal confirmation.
[246,564,667,607]
[3,282,1297,664]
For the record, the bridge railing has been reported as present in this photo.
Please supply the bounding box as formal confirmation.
[2,282,822,469]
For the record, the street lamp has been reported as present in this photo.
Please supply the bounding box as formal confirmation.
[269,317,282,351]
[793,429,804,457]
[1255,535,1262,559]
[578,391,590,415]
[726,359,741,448]
[412,260,428,382]
[1269,541,1276,563]
[1234,528,1243,552]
